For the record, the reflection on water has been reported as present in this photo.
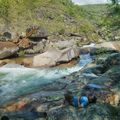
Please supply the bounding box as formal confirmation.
[0,53,92,106]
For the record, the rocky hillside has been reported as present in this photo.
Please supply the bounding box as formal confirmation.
[0,0,100,42]
[81,4,120,41]
[0,0,119,42]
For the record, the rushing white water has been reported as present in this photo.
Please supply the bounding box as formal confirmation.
[0,53,92,105]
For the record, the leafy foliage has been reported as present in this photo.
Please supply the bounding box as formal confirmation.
[110,0,120,5]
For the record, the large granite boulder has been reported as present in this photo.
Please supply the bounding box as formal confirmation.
[103,53,120,72]
[33,49,62,67]
[59,47,79,62]
[33,48,79,67]
[0,42,19,59]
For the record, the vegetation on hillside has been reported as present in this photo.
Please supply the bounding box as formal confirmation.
[0,0,119,41]
[108,0,120,29]
[81,0,120,41]
[0,0,100,42]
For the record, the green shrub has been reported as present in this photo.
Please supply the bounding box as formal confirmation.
[18,51,25,57]
[58,28,65,35]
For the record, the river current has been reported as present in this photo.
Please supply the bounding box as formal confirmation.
[0,53,92,106]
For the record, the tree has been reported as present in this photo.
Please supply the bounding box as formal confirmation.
[110,0,119,5]
[109,0,120,12]
[107,0,120,31]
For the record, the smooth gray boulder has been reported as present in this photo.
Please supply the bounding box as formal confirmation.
[33,47,79,67]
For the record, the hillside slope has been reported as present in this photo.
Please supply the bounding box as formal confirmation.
[0,0,100,42]
[81,4,120,41]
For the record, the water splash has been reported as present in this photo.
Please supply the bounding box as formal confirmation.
[0,53,92,105]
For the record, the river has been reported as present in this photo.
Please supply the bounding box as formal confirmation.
[0,53,92,106]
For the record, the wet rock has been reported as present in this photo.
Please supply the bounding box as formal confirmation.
[89,47,119,66]
[89,66,120,106]
[96,58,106,64]
[103,53,120,72]
[78,43,95,54]
[41,81,68,91]
[105,66,120,89]
[91,65,120,86]
[47,103,120,120]
[0,42,19,59]
[82,65,104,75]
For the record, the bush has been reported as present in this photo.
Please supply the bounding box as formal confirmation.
[58,28,65,35]
[18,51,25,57]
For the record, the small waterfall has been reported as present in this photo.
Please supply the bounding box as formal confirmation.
[79,53,92,66]
[0,53,92,106]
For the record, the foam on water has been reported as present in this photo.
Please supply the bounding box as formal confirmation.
[0,53,92,105]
